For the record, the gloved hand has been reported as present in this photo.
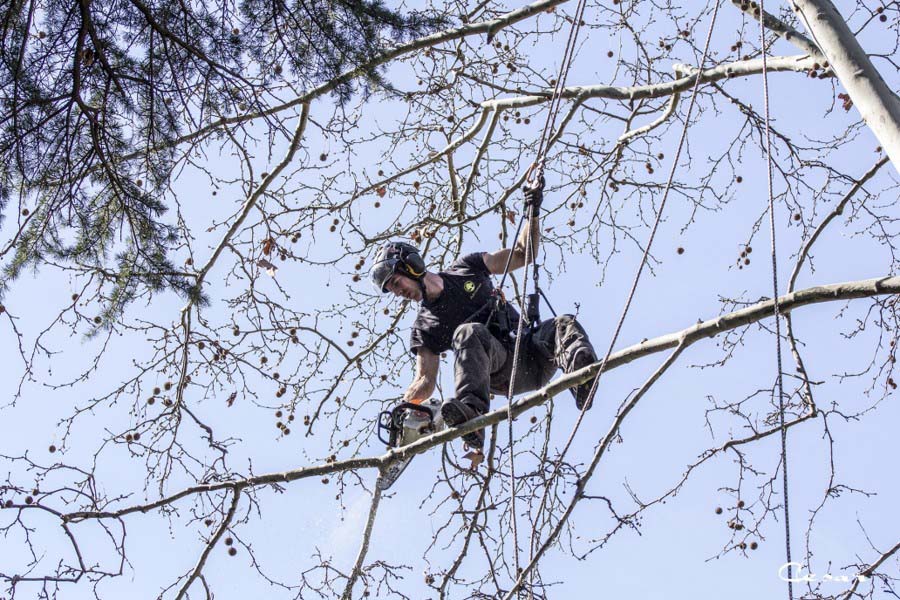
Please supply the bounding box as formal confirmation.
[522,175,545,212]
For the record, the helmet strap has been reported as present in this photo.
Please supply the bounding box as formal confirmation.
[416,276,427,301]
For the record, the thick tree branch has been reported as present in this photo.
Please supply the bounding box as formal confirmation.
[63,275,900,523]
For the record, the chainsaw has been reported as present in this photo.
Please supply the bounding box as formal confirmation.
[375,397,444,491]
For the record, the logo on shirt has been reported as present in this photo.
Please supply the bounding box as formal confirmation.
[463,281,476,293]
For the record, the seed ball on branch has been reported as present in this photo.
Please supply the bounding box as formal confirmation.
[48,445,56,453]
[737,500,745,508]
[677,247,685,255]
[715,507,723,515]
[750,541,758,550]
[228,547,237,556]
[225,537,233,546]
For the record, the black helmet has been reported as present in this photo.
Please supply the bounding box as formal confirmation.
[370,241,427,293]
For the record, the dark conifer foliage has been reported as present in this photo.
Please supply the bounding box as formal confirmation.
[0,0,443,316]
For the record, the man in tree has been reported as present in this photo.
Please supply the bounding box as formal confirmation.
[370,181,599,449]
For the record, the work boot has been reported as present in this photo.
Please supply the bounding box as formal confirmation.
[569,347,598,411]
[440,397,485,449]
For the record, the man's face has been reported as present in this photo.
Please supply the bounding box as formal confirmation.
[385,273,422,302]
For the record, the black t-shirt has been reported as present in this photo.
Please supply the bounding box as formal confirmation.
[409,252,519,355]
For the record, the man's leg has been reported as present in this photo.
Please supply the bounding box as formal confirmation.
[442,323,508,448]
[531,314,598,410]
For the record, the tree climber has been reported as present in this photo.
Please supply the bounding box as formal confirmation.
[369,180,598,450]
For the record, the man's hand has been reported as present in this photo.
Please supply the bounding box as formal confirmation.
[523,175,545,212]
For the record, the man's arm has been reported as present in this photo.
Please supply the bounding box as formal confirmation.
[482,211,541,275]
[403,347,439,403]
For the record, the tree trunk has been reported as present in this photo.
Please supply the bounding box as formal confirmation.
[793,0,900,171]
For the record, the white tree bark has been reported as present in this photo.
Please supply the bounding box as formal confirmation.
[793,0,900,171]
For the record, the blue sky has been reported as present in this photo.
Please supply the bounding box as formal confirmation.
[2,0,899,598]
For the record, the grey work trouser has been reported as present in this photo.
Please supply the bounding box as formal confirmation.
[451,314,595,414]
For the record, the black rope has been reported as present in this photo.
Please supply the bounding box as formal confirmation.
[758,3,794,598]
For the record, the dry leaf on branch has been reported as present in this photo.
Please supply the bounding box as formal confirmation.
[258,258,278,276]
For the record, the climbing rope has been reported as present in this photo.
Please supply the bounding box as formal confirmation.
[502,200,536,576]
[758,4,794,599]
[494,0,592,575]
[534,0,592,165]
[521,0,725,578]
[486,0,724,585]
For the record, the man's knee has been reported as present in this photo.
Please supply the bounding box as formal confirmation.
[452,322,491,350]
[555,314,586,335]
